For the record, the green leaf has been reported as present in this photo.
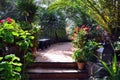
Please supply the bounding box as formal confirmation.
[14,67,22,72]
[5,54,15,60]
[112,53,117,73]
[12,56,20,61]
[4,31,14,43]
[12,62,22,66]
[101,61,112,76]
[3,23,14,29]
[0,57,3,61]
[29,36,34,39]
[0,68,4,71]
[20,35,26,38]
[12,32,19,37]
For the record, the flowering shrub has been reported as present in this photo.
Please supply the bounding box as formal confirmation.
[72,26,88,49]
[71,24,104,43]
[72,25,102,62]
[0,17,34,54]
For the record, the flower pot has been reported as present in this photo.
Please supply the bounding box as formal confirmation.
[75,27,80,33]
[31,47,37,56]
[77,62,85,70]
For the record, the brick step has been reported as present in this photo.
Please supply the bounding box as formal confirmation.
[27,68,88,80]
[28,62,77,69]
[27,62,89,80]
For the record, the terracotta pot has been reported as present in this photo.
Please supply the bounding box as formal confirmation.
[75,27,80,33]
[31,47,37,56]
[77,62,85,70]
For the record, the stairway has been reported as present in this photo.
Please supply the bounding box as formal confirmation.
[27,62,89,80]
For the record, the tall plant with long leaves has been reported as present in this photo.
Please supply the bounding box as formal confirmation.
[100,53,120,80]
[40,9,67,43]
[49,0,120,35]
[17,0,38,23]
[93,53,120,80]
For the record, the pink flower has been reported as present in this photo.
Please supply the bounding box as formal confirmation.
[83,27,89,31]
[0,20,4,24]
[6,17,12,23]
[96,25,101,30]
[81,25,85,28]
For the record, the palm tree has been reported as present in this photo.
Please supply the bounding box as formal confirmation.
[48,0,120,35]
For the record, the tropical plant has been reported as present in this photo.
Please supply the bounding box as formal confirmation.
[17,0,38,23]
[72,49,86,62]
[72,27,87,48]
[92,53,120,80]
[49,0,120,38]
[81,40,101,62]
[0,17,34,61]
[40,9,67,43]
[72,40,101,63]
[17,0,41,49]
[0,54,22,80]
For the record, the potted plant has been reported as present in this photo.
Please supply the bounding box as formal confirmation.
[82,40,101,62]
[72,49,86,69]
[29,24,41,56]
[72,27,87,49]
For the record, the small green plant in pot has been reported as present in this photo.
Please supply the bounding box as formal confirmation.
[72,49,86,69]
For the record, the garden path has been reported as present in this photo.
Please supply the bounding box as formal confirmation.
[35,42,75,62]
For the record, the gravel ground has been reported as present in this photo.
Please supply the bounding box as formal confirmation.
[35,42,75,62]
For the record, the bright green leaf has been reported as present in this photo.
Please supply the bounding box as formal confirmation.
[14,67,22,72]
[0,57,3,61]
[12,32,19,37]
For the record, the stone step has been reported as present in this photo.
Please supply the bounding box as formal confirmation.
[27,68,88,79]
[28,62,77,69]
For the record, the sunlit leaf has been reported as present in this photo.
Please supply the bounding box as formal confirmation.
[0,57,3,61]
[12,32,19,37]
[112,53,117,73]
[14,67,22,72]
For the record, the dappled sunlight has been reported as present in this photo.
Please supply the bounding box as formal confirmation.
[36,42,75,62]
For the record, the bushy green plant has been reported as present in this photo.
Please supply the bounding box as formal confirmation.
[81,40,101,62]
[72,49,86,62]
[0,17,34,54]
[24,52,35,65]
[0,17,37,80]
[72,28,87,48]
[72,41,101,63]
[0,54,22,80]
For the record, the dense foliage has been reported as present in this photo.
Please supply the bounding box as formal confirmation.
[49,0,120,37]
[0,18,34,55]
[0,54,22,80]
[40,9,67,43]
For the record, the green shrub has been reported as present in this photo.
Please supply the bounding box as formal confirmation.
[0,54,22,80]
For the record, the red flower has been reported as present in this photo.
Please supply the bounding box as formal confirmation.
[96,25,101,30]
[83,27,89,31]
[6,17,12,23]
[81,25,85,28]
[0,20,4,24]
[75,27,80,33]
